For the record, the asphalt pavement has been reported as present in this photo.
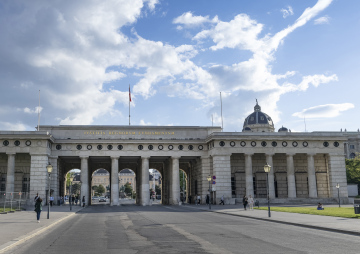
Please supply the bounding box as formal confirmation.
[1,203,360,253]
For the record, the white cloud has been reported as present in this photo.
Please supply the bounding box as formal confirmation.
[314,15,330,25]
[173,12,217,27]
[0,0,336,131]
[23,107,43,114]
[293,103,354,118]
[139,119,152,125]
[0,122,27,131]
[281,6,294,18]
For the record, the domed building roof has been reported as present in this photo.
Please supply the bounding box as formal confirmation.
[242,100,275,132]
[278,126,288,132]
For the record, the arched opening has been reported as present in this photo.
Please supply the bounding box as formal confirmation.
[62,169,81,206]
[91,168,110,204]
[179,169,188,203]
[119,168,136,205]
[149,169,162,204]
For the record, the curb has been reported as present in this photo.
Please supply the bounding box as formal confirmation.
[0,207,84,254]
[184,206,360,237]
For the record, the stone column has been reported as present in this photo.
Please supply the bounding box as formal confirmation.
[5,153,15,195]
[212,155,232,204]
[110,157,119,206]
[328,154,349,198]
[29,155,50,204]
[170,157,180,205]
[200,156,211,204]
[265,153,276,199]
[244,153,254,198]
[141,157,150,206]
[286,154,296,198]
[80,157,89,206]
[49,156,59,204]
[307,154,317,198]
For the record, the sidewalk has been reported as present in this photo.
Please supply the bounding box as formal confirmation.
[183,204,360,235]
[0,204,83,253]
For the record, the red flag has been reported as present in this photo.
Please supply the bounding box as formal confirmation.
[129,85,132,102]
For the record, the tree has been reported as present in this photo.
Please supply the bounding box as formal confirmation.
[95,185,105,196]
[124,182,133,196]
[71,183,81,196]
[346,154,360,186]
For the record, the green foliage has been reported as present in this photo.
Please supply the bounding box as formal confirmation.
[94,185,105,196]
[179,170,187,192]
[124,182,133,196]
[70,183,81,195]
[119,185,125,192]
[256,206,360,218]
[346,154,360,184]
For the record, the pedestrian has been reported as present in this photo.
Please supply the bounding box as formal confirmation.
[72,195,75,204]
[248,195,254,210]
[75,197,78,205]
[82,196,85,207]
[49,195,54,206]
[34,193,39,202]
[219,195,225,205]
[34,197,42,223]
[206,194,209,205]
[197,195,201,205]
[242,195,248,210]
[189,195,192,204]
[60,196,64,205]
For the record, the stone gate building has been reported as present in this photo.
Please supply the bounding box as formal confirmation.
[0,102,355,206]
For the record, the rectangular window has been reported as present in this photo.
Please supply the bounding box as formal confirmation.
[231,177,236,198]
[350,145,355,149]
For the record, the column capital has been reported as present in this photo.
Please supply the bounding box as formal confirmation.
[110,156,119,160]
[244,153,254,156]
[265,153,275,157]
[6,152,16,156]
[141,156,150,160]
[171,156,181,160]
[307,153,316,157]
[286,153,296,157]
[79,156,89,160]
[49,156,58,159]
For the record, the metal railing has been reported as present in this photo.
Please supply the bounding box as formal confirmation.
[0,191,30,212]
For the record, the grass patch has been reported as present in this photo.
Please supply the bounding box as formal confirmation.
[1,208,17,213]
[255,207,360,218]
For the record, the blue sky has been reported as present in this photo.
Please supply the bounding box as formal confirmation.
[0,0,358,132]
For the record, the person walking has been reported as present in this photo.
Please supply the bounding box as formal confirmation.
[34,197,42,223]
[248,195,254,210]
[242,195,248,210]
[219,195,225,205]
[82,196,85,207]
[34,193,39,202]
[206,194,209,205]
[49,196,54,206]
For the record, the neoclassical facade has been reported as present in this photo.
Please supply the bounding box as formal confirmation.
[0,103,354,206]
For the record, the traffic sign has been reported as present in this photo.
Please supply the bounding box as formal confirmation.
[212,181,216,184]
[212,176,216,179]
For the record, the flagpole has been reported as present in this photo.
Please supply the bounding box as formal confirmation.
[37,90,40,131]
[129,85,131,126]
[220,92,223,131]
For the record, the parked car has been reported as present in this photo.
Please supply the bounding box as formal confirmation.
[99,196,106,202]
[92,196,99,200]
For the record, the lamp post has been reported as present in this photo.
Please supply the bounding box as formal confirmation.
[46,163,53,219]
[264,163,271,217]
[336,183,340,207]
[69,175,73,211]
[207,175,212,210]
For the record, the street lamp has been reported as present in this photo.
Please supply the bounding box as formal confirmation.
[46,163,53,219]
[69,175,73,211]
[207,175,212,210]
[336,183,340,207]
[264,163,271,218]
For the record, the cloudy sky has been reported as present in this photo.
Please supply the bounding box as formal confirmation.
[0,0,358,132]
